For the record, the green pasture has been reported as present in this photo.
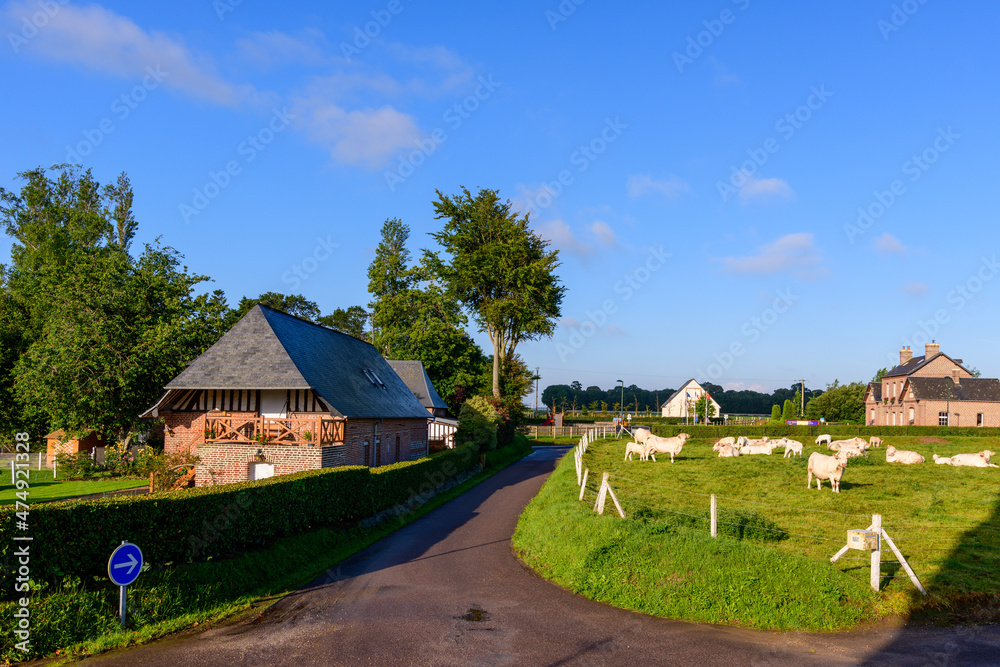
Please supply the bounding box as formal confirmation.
[513,434,1000,629]
[0,469,148,506]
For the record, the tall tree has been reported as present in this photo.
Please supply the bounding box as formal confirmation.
[229,292,321,325]
[317,305,369,339]
[428,187,565,398]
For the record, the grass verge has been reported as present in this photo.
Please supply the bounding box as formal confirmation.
[513,435,1000,631]
[0,474,147,506]
[2,437,534,664]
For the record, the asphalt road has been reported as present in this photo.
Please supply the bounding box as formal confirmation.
[86,447,999,666]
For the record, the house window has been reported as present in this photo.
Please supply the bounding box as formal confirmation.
[939,412,949,426]
[892,412,896,426]
[363,441,370,467]
[978,413,984,426]
[909,407,914,423]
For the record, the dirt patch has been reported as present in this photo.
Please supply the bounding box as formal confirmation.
[916,437,950,445]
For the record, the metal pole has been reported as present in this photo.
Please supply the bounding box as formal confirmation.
[119,585,127,626]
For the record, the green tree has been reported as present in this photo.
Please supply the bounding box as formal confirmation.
[229,292,321,325]
[428,187,565,398]
[317,305,369,339]
[367,218,489,409]
[2,166,229,445]
[770,405,781,423]
[872,368,889,383]
[781,399,795,422]
[692,394,717,420]
[805,381,867,423]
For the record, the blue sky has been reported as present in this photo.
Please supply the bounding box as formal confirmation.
[2,1,999,400]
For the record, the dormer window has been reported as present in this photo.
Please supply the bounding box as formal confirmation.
[363,368,386,388]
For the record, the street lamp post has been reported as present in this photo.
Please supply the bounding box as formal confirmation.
[617,379,624,418]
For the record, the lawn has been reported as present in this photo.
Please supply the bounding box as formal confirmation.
[513,434,1000,630]
[0,470,148,506]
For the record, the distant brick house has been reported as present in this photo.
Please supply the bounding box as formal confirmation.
[864,341,1000,427]
[143,305,431,486]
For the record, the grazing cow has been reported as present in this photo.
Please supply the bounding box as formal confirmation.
[807,451,849,493]
[717,443,740,457]
[815,434,832,446]
[780,438,804,458]
[646,433,689,463]
[947,450,998,468]
[869,436,883,448]
[932,454,953,465]
[886,445,925,465]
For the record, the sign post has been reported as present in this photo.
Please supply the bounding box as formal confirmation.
[108,542,143,626]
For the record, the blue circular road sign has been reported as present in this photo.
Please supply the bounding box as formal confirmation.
[108,542,143,586]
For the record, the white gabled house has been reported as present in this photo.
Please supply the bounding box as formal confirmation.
[661,379,720,420]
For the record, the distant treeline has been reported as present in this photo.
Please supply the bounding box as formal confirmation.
[541,381,824,416]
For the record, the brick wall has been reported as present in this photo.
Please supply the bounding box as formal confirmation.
[162,411,208,456]
[194,442,323,486]
[344,418,428,467]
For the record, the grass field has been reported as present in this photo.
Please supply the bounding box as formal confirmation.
[0,470,148,506]
[513,434,1000,630]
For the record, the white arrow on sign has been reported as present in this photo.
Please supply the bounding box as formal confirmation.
[113,553,139,576]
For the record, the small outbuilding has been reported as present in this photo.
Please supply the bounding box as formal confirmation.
[45,429,107,465]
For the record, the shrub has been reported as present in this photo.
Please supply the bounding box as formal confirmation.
[455,395,500,452]
[54,452,99,480]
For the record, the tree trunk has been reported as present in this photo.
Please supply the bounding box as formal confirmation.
[492,346,501,398]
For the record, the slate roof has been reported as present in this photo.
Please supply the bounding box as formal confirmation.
[386,360,450,412]
[905,377,1000,403]
[883,352,969,378]
[866,382,882,402]
[161,305,430,419]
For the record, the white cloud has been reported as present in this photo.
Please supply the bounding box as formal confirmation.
[723,381,768,392]
[590,220,616,247]
[721,232,826,279]
[536,219,591,258]
[874,232,907,255]
[4,1,258,107]
[737,173,794,203]
[292,96,420,167]
[236,29,329,70]
[627,174,690,199]
[604,325,627,336]
[560,316,582,328]
[902,282,928,297]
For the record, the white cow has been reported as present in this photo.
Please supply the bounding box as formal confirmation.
[712,437,736,451]
[807,451,849,493]
[815,434,832,447]
[869,436,883,448]
[947,450,998,468]
[740,441,774,455]
[829,437,867,452]
[836,442,867,459]
[632,427,652,444]
[886,445,925,465]
[736,436,750,448]
[932,454,953,465]
[646,433,689,463]
[624,441,655,461]
[717,443,741,457]
[780,438,804,458]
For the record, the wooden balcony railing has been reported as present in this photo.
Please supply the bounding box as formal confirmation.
[202,415,345,446]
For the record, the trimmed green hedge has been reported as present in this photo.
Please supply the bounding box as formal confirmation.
[0,445,478,595]
[643,424,1000,438]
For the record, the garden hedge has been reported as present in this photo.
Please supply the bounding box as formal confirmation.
[0,445,478,595]
[643,424,1000,438]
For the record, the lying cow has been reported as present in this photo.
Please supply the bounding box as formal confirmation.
[740,440,775,455]
[717,443,740,458]
[646,433,689,463]
[946,450,997,468]
[712,437,736,451]
[886,445,924,464]
[932,454,953,465]
[807,451,849,493]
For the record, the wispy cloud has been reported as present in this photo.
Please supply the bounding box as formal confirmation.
[3,1,259,107]
[537,219,591,258]
[874,231,907,255]
[292,96,420,167]
[236,29,330,70]
[590,220,616,247]
[627,174,690,199]
[902,282,928,297]
[721,232,825,279]
[738,173,794,203]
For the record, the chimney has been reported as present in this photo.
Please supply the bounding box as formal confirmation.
[952,368,961,385]
[925,340,940,358]
[899,346,913,365]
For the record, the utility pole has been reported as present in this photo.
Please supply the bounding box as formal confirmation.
[801,379,806,417]
[535,367,540,415]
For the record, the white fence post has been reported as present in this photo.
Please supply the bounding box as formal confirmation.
[870,514,882,591]
[880,527,927,595]
[594,472,609,514]
[710,494,717,538]
[579,468,589,501]
[9,460,13,484]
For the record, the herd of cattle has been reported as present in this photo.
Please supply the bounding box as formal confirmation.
[622,428,997,494]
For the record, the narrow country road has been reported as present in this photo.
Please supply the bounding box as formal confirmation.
[86,447,999,666]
